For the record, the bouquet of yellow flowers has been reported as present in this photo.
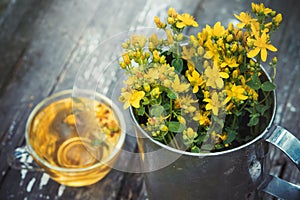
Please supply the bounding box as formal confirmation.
[119,3,282,152]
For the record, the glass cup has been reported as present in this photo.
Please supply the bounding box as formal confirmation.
[8,90,126,187]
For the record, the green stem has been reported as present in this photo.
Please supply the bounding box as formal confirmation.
[169,132,180,149]
[272,66,277,82]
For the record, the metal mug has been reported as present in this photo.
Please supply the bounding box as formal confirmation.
[131,66,300,200]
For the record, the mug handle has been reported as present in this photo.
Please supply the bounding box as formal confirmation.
[259,125,300,200]
[7,146,44,171]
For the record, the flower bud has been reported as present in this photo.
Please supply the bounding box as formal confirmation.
[167,17,175,25]
[231,43,238,52]
[232,69,239,79]
[236,30,243,41]
[177,116,186,125]
[228,22,234,32]
[122,42,129,49]
[249,59,256,67]
[272,56,278,64]
[160,125,168,132]
[143,83,151,92]
[122,53,131,65]
[271,11,276,17]
[168,7,177,17]
[273,13,282,25]
[177,33,184,41]
[226,34,234,43]
[120,62,126,69]
[197,46,204,56]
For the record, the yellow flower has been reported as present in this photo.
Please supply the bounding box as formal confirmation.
[154,16,166,29]
[150,87,161,98]
[204,92,222,116]
[168,7,178,18]
[172,75,190,93]
[247,32,277,62]
[120,90,145,109]
[183,128,198,140]
[149,33,160,47]
[176,13,198,28]
[221,56,239,68]
[174,95,198,112]
[144,68,160,82]
[186,70,205,93]
[153,50,160,62]
[203,39,219,62]
[183,127,198,147]
[122,53,131,65]
[182,46,196,62]
[193,111,211,126]
[234,12,257,29]
[224,84,248,104]
[251,3,273,15]
[130,35,147,48]
[204,64,229,89]
[212,22,225,37]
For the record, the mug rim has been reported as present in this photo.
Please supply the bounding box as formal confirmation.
[25,89,126,172]
[130,65,277,157]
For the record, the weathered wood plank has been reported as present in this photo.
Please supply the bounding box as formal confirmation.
[0,0,105,198]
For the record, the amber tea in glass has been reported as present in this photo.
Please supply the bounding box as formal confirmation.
[24,90,126,187]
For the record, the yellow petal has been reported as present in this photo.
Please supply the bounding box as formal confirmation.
[247,47,260,58]
[176,22,185,29]
[193,86,199,93]
[224,96,231,104]
[216,78,224,89]
[206,103,212,110]
[238,94,248,100]
[131,99,141,108]
[204,51,213,59]
[267,44,277,52]
[219,72,229,79]
[124,102,130,109]
[212,107,219,116]
[261,48,267,62]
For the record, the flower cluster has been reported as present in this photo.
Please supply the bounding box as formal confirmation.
[119,3,282,152]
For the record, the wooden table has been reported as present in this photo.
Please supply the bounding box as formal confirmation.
[0,0,299,199]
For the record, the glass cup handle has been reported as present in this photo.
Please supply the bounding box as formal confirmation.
[7,146,44,171]
[259,125,300,200]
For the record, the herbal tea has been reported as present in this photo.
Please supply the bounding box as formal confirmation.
[27,95,122,186]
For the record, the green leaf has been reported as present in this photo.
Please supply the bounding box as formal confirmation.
[246,73,261,90]
[167,90,178,99]
[150,105,165,117]
[162,103,170,111]
[137,106,145,116]
[171,58,183,73]
[191,146,200,153]
[240,64,247,73]
[201,144,214,151]
[168,121,186,133]
[247,114,260,126]
[224,128,238,144]
[261,81,276,91]
[256,104,270,116]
